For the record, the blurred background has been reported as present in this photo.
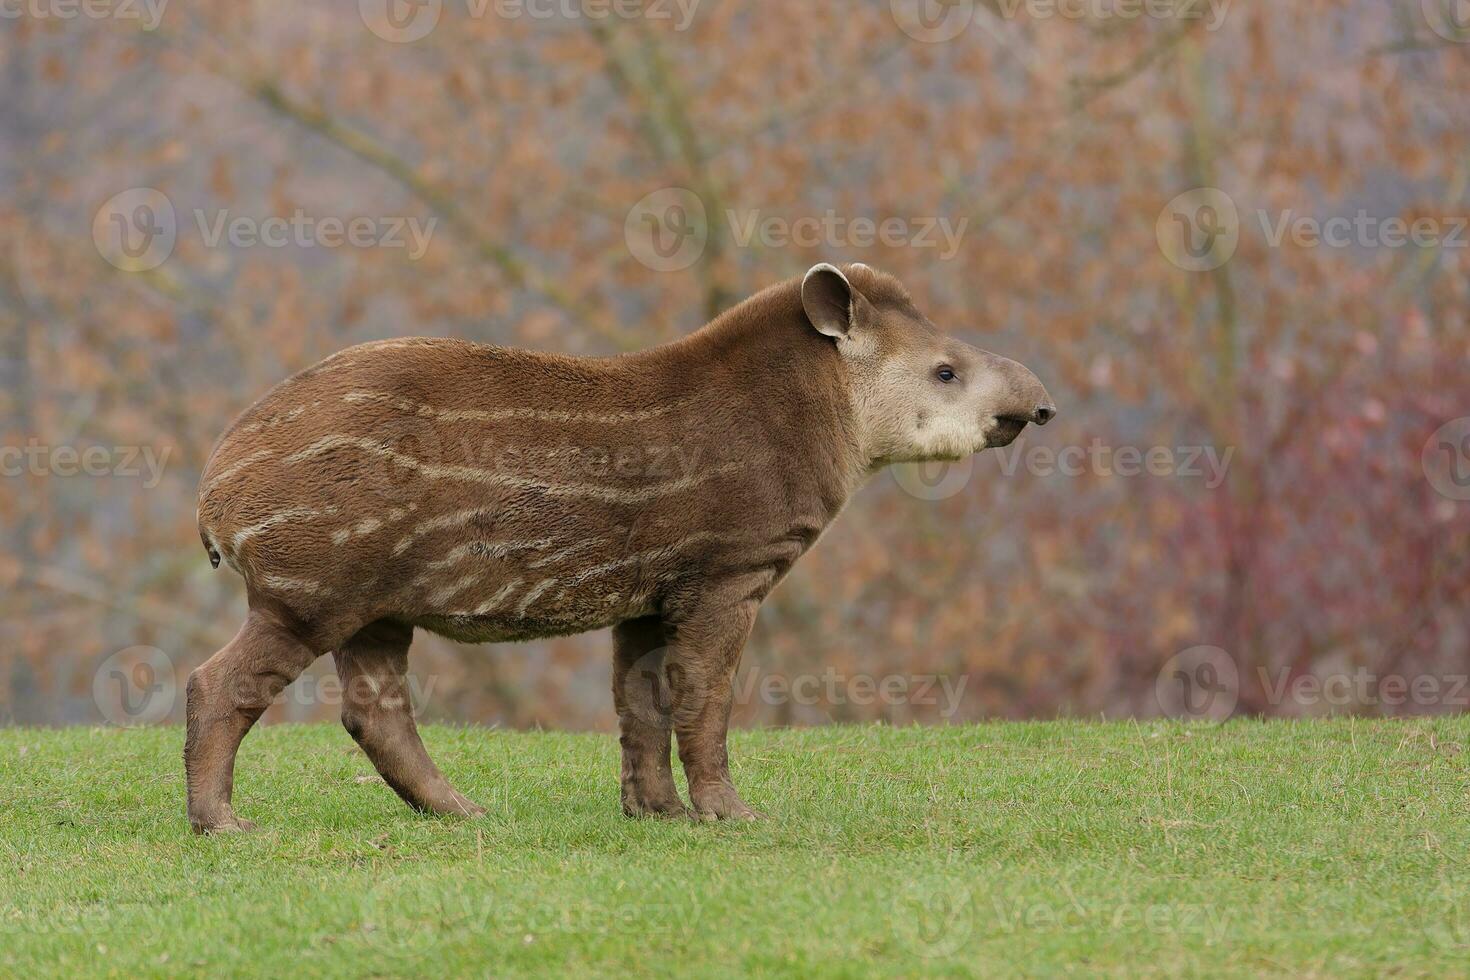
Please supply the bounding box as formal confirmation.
[4,0,1469,730]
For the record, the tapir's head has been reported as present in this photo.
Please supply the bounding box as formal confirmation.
[801,262,1056,466]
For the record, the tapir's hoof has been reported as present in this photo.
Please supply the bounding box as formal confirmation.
[191,812,258,835]
[689,785,763,822]
[622,796,691,820]
[419,792,486,819]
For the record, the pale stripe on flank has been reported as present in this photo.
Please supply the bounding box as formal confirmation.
[343,390,676,425]
[232,506,336,550]
[529,537,605,569]
[261,574,329,596]
[286,435,742,504]
[515,578,558,616]
[331,504,417,546]
[393,508,498,556]
[416,538,554,580]
[430,573,482,606]
[562,530,736,587]
[472,579,522,616]
[237,403,314,434]
[200,448,274,497]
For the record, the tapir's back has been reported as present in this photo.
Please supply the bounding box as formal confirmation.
[197,337,743,639]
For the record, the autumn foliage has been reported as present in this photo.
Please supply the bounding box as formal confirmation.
[2,0,1468,728]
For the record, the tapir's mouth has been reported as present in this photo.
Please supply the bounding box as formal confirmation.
[985,415,1030,448]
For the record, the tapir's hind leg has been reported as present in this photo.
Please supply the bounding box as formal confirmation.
[334,620,485,819]
[185,609,319,834]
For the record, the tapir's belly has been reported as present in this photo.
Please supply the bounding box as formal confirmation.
[403,567,656,644]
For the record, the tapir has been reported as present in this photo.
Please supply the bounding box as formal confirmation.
[187,262,1056,833]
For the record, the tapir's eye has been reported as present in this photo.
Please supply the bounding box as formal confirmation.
[935,365,957,383]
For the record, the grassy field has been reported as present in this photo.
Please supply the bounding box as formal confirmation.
[3,719,1470,977]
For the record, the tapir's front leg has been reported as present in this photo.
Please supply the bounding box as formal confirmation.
[612,616,688,818]
[666,598,762,821]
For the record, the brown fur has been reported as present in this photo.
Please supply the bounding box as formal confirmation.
[185,263,1054,832]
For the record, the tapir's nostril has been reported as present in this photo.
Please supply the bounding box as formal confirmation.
[1034,404,1056,425]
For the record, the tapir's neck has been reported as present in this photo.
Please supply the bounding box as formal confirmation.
[636,281,868,526]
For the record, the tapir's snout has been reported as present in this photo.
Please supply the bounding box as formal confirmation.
[984,354,1057,447]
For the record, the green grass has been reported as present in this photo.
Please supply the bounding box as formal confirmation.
[3,720,1470,978]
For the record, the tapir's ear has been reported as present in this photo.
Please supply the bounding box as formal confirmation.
[802,263,856,340]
